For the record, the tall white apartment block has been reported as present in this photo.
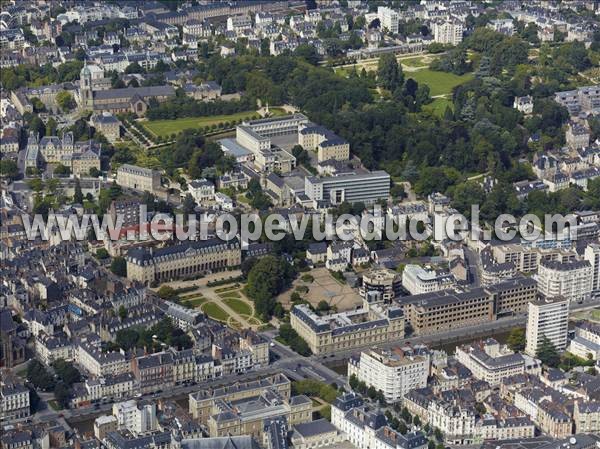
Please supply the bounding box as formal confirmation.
[112,400,157,436]
[377,7,399,34]
[432,19,464,46]
[347,346,430,403]
[537,259,593,304]
[525,297,569,357]
[584,243,600,294]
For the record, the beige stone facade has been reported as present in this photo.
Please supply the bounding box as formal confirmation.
[126,239,241,284]
[290,303,404,355]
[116,164,161,193]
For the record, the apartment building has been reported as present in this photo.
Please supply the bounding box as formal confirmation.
[432,19,464,45]
[377,7,399,34]
[567,321,600,360]
[573,401,600,434]
[132,351,175,394]
[0,383,30,423]
[125,238,242,284]
[359,268,402,302]
[537,259,593,304]
[402,265,456,295]
[347,346,430,403]
[290,303,404,355]
[525,297,569,357]
[492,244,577,273]
[299,124,350,162]
[113,399,157,436]
[455,339,541,387]
[116,164,161,193]
[584,243,600,294]
[331,393,428,449]
[76,336,129,377]
[304,171,391,205]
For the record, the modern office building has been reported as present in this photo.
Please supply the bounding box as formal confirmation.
[537,259,593,304]
[304,171,391,205]
[347,345,430,403]
[125,238,242,284]
[525,296,569,357]
[401,265,456,295]
[290,303,404,355]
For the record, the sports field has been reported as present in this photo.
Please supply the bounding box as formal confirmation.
[408,69,473,97]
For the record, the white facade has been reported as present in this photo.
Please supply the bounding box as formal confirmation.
[347,348,429,403]
[537,259,593,304]
[525,297,569,357]
[113,400,157,436]
[584,243,600,294]
[455,339,541,387]
[432,20,464,46]
[377,7,399,34]
[402,264,456,295]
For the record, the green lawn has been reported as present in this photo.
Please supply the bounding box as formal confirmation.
[220,291,241,299]
[143,108,288,138]
[223,297,253,316]
[401,56,426,67]
[143,111,260,137]
[423,97,453,117]
[182,297,206,308]
[408,69,473,97]
[591,309,600,321]
[201,302,230,322]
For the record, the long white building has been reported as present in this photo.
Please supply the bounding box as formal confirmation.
[432,19,464,46]
[305,171,391,205]
[347,346,430,403]
[525,297,569,357]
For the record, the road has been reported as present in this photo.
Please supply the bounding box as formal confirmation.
[463,245,481,287]
[33,339,345,427]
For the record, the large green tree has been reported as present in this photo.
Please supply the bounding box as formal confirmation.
[377,53,404,92]
[245,255,295,320]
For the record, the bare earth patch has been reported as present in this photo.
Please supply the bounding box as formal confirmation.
[278,267,362,312]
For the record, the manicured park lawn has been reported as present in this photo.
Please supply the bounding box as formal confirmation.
[591,309,600,321]
[407,69,473,97]
[401,56,426,67]
[201,302,230,322]
[142,111,260,137]
[182,297,205,308]
[220,291,241,299]
[223,297,252,316]
[142,108,288,138]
